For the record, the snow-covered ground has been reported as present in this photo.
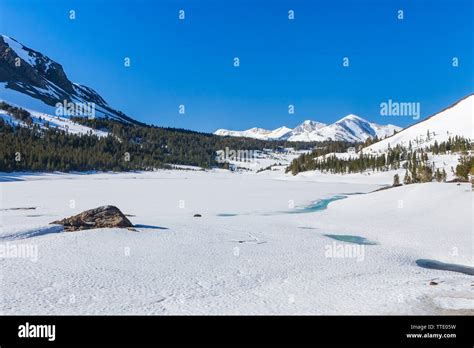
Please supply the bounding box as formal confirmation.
[365,94,473,154]
[0,99,109,138]
[224,148,307,172]
[0,170,472,315]
[303,152,461,183]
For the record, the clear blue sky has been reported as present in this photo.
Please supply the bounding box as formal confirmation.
[0,0,472,132]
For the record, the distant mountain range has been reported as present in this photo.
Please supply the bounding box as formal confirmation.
[0,34,471,153]
[0,34,400,143]
[215,115,401,143]
[0,35,138,124]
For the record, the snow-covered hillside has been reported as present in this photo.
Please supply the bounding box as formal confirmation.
[308,114,401,142]
[214,126,293,141]
[288,95,473,181]
[223,148,308,172]
[0,100,108,137]
[215,115,401,143]
[364,94,473,154]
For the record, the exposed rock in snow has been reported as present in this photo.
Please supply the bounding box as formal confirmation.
[51,205,133,231]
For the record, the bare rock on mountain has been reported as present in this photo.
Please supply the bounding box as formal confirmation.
[51,205,133,231]
[0,35,140,124]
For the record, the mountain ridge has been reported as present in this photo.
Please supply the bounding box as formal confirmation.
[0,35,140,124]
[215,115,402,143]
[1,34,470,150]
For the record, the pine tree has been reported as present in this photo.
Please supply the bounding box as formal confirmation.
[403,170,412,185]
[393,173,400,186]
[455,152,472,182]
[418,166,433,183]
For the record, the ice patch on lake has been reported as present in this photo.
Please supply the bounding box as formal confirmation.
[218,195,348,217]
[290,195,347,213]
[324,234,377,245]
[416,259,474,276]
[260,195,348,216]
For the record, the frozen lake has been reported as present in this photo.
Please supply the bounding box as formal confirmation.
[0,170,472,314]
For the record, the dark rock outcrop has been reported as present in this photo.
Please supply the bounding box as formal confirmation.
[51,205,133,231]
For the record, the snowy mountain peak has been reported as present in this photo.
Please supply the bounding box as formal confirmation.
[248,127,270,134]
[337,114,364,121]
[0,35,139,124]
[214,116,401,143]
[302,119,322,126]
[294,120,327,133]
[1,35,38,67]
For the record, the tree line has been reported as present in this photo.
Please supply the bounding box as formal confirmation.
[287,136,473,184]
[0,102,33,125]
[0,103,350,172]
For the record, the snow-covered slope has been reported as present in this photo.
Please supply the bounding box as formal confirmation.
[0,100,108,137]
[319,114,401,142]
[284,120,327,142]
[364,94,473,154]
[0,35,139,124]
[215,116,400,143]
[214,126,293,140]
[293,120,327,132]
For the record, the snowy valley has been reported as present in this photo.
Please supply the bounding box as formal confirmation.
[0,34,473,316]
[0,170,472,315]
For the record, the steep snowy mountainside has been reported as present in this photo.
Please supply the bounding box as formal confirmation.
[364,94,473,153]
[0,35,139,124]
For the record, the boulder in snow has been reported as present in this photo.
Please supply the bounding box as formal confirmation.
[51,205,133,231]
